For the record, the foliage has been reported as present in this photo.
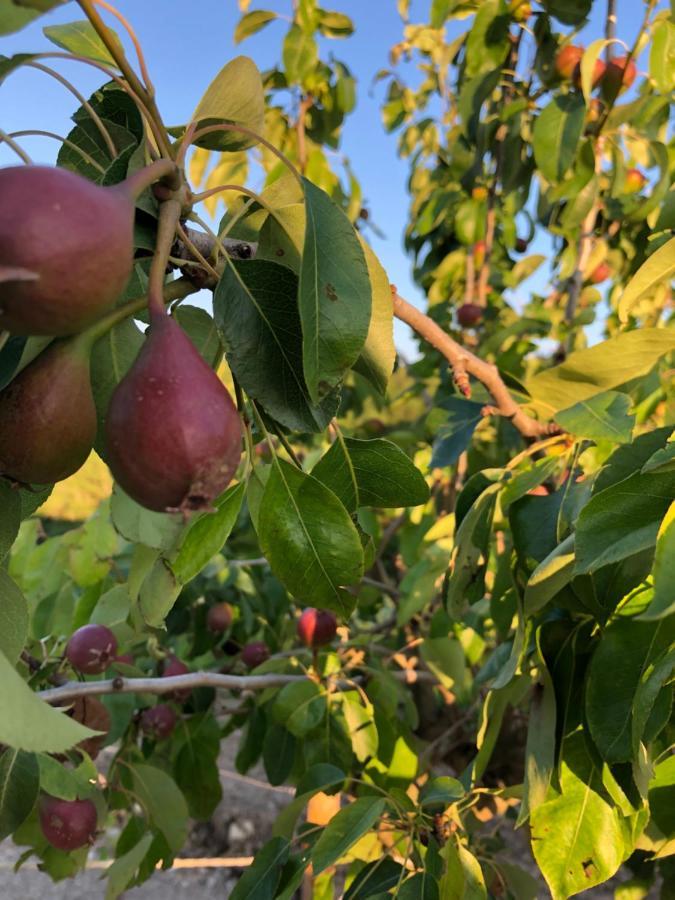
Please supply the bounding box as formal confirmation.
[0,0,673,898]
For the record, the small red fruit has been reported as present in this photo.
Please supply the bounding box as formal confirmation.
[588,261,611,284]
[602,55,637,98]
[39,795,97,851]
[162,655,191,703]
[140,704,177,740]
[515,237,528,253]
[65,624,117,675]
[624,168,647,194]
[207,602,233,634]
[241,641,270,669]
[471,186,488,201]
[297,608,338,648]
[555,45,583,80]
[457,303,484,328]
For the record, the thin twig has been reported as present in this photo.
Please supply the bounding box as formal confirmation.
[0,130,33,164]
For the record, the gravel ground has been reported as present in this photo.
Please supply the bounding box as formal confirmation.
[0,734,660,898]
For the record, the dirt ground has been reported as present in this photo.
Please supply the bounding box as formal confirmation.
[0,733,660,898]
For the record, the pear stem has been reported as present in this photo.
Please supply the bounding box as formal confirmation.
[79,277,197,348]
[147,197,184,318]
[9,131,106,173]
[0,129,33,164]
[122,158,180,199]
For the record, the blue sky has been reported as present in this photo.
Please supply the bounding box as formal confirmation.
[0,1,648,353]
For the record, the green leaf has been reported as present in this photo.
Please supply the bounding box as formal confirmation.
[170,482,244,583]
[530,731,627,899]
[632,646,675,755]
[541,0,591,25]
[317,9,354,37]
[229,836,290,900]
[191,56,265,151]
[464,0,510,78]
[338,690,378,762]
[110,485,184,553]
[555,391,635,443]
[533,95,586,184]
[138,558,181,628]
[234,9,277,43]
[0,749,38,840]
[43,20,123,68]
[311,797,385,875]
[586,615,675,763]
[574,470,675,574]
[105,833,154,900]
[526,329,675,415]
[445,483,501,615]
[641,501,675,619]
[172,305,222,367]
[344,858,405,899]
[257,459,363,615]
[518,636,556,824]
[431,397,485,468]
[130,764,188,854]
[440,840,487,900]
[351,240,395,395]
[173,716,223,820]
[312,437,429,513]
[642,440,675,474]
[524,534,575,616]
[273,680,326,737]
[0,650,96,752]
[618,238,675,323]
[0,480,21,562]
[214,260,337,432]
[0,568,27,665]
[282,24,318,83]
[263,724,296,785]
[0,0,63,36]
[91,318,144,456]
[595,427,673,493]
[648,754,675,839]
[299,178,372,404]
[419,776,465,811]
[580,39,610,102]
[90,584,130,628]
[37,752,89,800]
[650,20,675,94]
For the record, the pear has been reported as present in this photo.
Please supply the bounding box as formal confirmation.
[0,334,96,485]
[104,310,242,514]
[0,161,175,336]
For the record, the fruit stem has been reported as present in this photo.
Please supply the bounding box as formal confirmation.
[122,158,180,199]
[147,197,184,319]
[77,0,172,157]
[189,124,303,187]
[0,129,33,164]
[78,277,197,348]
[9,130,106,174]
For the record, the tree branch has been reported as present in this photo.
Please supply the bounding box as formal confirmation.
[391,291,559,438]
[39,668,436,703]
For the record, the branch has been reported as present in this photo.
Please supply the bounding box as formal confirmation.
[39,668,436,703]
[391,291,559,438]
[605,0,617,61]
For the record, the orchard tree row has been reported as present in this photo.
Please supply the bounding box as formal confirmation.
[0,0,673,898]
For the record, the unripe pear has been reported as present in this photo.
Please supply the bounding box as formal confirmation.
[555,45,583,80]
[140,704,177,740]
[162,654,191,702]
[0,335,96,485]
[508,0,531,22]
[104,310,242,513]
[66,624,117,675]
[297,608,338,648]
[457,303,484,328]
[624,168,647,194]
[39,795,97,851]
[589,261,611,284]
[241,641,270,668]
[602,55,637,98]
[471,186,488,201]
[0,162,175,336]
[207,601,233,634]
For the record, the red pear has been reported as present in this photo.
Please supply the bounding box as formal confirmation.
[0,162,174,336]
[241,641,270,668]
[104,310,242,513]
[66,624,117,675]
[0,335,96,484]
[39,795,97,851]
[140,704,177,740]
[457,303,484,328]
[555,45,583,80]
[162,654,191,702]
[207,601,233,634]
[297,608,338,648]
